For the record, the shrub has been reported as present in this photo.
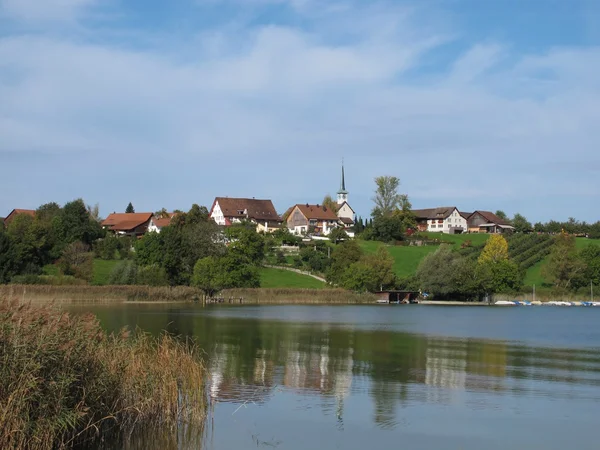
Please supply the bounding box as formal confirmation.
[136,264,169,286]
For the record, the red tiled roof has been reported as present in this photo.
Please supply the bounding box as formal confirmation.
[102,213,153,231]
[153,217,172,228]
[4,209,36,226]
[293,204,338,221]
[214,197,282,222]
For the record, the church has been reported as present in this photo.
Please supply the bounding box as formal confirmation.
[335,163,355,230]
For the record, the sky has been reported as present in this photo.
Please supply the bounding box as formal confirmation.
[0,0,599,223]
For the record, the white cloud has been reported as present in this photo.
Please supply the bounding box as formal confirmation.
[0,1,598,221]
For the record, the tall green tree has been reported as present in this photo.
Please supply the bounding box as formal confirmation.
[371,176,409,219]
[326,240,363,285]
[322,195,338,212]
[542,233,585,290]
[512,213,532,233]
[125,202,135,213]
[54,199,104,248]
[495,210,509,221]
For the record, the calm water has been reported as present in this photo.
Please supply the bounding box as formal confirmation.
[73,304,600,449]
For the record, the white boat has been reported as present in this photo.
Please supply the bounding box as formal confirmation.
[494,301,517,306]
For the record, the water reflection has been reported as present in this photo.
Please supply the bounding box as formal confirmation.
[80,304,600,449]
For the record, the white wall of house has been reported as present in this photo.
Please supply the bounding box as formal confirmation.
[337,202,354,221]
[210,202,226,225]
[147,218,160,233]
[426,209,467,234]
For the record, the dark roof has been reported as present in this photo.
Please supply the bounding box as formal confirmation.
[469,211,511,226]
[412,207,458,220]
[460,211,472,220]
[291,204,339,221]
[340,217,354,224]
[102,213,153,231]
[214,197,282,222]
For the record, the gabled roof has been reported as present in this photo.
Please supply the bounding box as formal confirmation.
[151,212,176,228]
[339,216,354,225]
[4,209,36,226]
[291,204,339,221]
[469,211,511,226]
[102,212,153,231]
[336,201,355,214]
[412,206,458,220]
[213,197,282,222]
[460,211,472,220]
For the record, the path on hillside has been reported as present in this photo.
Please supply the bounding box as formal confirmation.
[263,265,327,283]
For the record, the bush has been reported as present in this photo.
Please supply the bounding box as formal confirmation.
[136,264,169,286]
[0,299,206,449]
[108,260,138,285]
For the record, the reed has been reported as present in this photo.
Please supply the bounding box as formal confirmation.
[0,285,201,305]
[222,288,376,304]
[0,299,206,450]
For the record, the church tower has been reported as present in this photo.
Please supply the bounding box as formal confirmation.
[337,162,348,205]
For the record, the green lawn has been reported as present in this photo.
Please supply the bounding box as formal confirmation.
[421,232,491,248]
[93,259,120,285]
[359,240,439,278]
[260,267,326,289]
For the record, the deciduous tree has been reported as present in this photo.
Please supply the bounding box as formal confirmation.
[478,235,509,264]
[371,176,408,219]
[542,233,585,290]
[512,213,532,233]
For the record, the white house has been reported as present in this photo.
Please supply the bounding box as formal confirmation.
[147,214,174,233]
[412,207,467,234]
[209,197,282,233]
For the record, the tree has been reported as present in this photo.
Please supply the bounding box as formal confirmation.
[125,202,135,213]
[326,240,363,285]
[58,241,93,281]
[54,199,104,248]
[0,229,16,283]
[542,233,585,290]
[371,176,408,218]
[136,264,169,286]
[322,195,338,213]
[329,227,348,244]
[495,210,509,221]
[477,259,523,294]
[572,244,600,289]
[226,225,266,264]
[512,213,532,233]
[192,256,226,297]
[478,235,509,264]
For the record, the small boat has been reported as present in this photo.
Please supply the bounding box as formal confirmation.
[494,301,517,306]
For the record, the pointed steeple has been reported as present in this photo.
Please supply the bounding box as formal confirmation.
[337,160,348,205]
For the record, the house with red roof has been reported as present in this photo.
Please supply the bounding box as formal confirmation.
[3,209,36,227]
[209,197,282,233]
[101,212,153,237]
[466,211,515,234]
[412,206,467,234]
[285,204,340,236]
[147,213,175,233]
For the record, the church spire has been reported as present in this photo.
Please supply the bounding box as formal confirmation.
[337,160,348,205]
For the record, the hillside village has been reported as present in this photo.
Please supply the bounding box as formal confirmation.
[1,164,516,239]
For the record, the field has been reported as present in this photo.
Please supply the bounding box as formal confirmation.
[92,259,120,285]
[260,267,326,289]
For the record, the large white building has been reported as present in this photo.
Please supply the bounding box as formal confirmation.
[412,206,468,234]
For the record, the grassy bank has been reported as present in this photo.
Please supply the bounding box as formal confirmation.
[260,267,326,289]
[0,298,206,450]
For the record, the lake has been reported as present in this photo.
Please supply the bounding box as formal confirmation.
[72,304,600,449]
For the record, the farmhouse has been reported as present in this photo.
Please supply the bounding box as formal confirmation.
[209,197,282,233]
[101,212,153,237]
[412,206,467,234]
[466,211,515,234]
[3,209,35,227]
[285,204,340,236]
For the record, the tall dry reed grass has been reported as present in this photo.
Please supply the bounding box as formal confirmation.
[0,299,206,450]
[222,288,376,304]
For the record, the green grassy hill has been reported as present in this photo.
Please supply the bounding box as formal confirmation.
[260,267,326,289]
[360,234,598,287]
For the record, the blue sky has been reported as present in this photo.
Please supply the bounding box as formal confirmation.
[1,0,599,222]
